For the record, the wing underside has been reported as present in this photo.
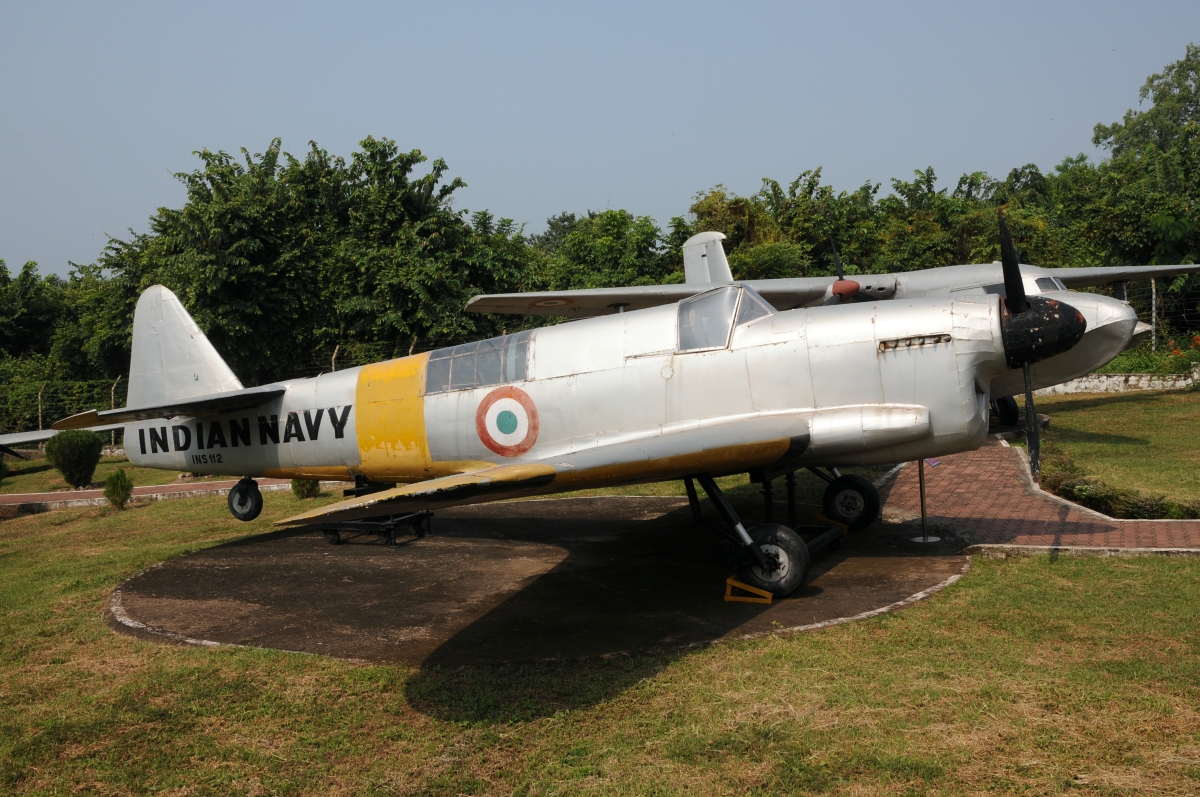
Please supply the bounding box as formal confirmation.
[276,463,559,525]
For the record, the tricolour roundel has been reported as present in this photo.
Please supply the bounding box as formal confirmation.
[475,386,540,457]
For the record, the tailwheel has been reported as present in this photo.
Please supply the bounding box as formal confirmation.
[322,530,341,545]
[227,477,263,522]
[822,474,880,531]
[735,524,810,597]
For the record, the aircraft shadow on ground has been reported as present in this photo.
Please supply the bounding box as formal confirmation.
[117,487,957,724]
[401,493,958,723]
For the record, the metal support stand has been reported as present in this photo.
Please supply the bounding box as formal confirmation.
[317,511,432,547]
[761,478,774,522]
[911,459,940,543]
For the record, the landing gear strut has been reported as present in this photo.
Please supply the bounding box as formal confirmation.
[227,477,263,522]
[685,475,810,597]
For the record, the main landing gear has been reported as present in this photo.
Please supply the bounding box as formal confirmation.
[685,475,810,597]
[803,468,880,532]
[228,477,263,521]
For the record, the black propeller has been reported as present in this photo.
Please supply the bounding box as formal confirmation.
[826,239,860,303]
[996,209,1086,481]
[831,239,845,281]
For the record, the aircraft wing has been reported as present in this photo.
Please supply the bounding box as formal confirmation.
[465,277,836,318]
[276,463,559,525]
[51,385,287,430]
[464,284,702,317]
[1049,263,1200,288]
[743,278,839,310]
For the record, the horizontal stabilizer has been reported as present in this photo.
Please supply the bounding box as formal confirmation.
[52,385,286,430]
[276,463,558,526]
[0,424,124,457]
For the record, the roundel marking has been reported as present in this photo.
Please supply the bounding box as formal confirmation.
[476,386,540,457]
[531,298,573,307]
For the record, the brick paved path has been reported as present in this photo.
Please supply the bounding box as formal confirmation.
[881,442,1200,549]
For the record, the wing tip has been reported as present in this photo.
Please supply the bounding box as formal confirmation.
[51,410,100,431]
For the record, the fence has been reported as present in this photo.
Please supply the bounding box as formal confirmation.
[1,378,129,438]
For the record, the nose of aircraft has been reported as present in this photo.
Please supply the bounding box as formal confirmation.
[1000,295,1088,368]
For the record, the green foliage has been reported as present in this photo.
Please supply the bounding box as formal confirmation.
[1040,444,1200,519]
[1097,341,1200,374]
[542,210,675,289]
[728,241,810,280]
[103,468,134,509]
[1094,43,1200,155]
[44,430,103,489]
[0,260,65,359]
[291,478,320,499]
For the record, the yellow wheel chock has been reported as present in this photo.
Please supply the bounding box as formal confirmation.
[724,577,773,604]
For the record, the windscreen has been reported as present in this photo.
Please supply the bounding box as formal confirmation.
[678,287,739,351]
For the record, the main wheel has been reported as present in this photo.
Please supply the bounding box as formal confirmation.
[735,524,810,598]
[822,474,880,531]
[227,478,263,522]
[993,396,1019,426]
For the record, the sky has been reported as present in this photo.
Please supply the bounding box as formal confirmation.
[2,1,1198,277]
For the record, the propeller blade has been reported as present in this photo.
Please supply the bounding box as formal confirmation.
[1022,361,1040,482]
[831,240,845,281]
[998,210,1028,314]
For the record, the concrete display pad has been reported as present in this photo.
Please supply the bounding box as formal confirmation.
[110,497,968,664]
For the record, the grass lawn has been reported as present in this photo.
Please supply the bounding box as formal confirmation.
[1036,388,1200,502]
[2,491,1199,794]
[1,455,207,495]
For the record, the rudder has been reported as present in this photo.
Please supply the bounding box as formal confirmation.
[127,285,243,407]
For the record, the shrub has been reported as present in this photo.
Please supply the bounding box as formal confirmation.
[1040,444,1200,519]
[291,478,320,499]
[44,430,103,488]
[104,468,134,509]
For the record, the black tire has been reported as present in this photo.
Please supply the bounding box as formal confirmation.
[994,396,1019,427]
[227,478,263,522]
[322,530,341,545]
[822,474,880,531]
[736,524,810,598]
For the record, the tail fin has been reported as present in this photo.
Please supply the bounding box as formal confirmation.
[682,231,733,285]
[127,285,243,407]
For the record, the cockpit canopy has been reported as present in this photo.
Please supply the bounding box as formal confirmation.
[678,285,775,352]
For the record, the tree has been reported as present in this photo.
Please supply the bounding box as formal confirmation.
[1094,43,1200,155]
[0,260,65,358]
[544,210,674,289]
